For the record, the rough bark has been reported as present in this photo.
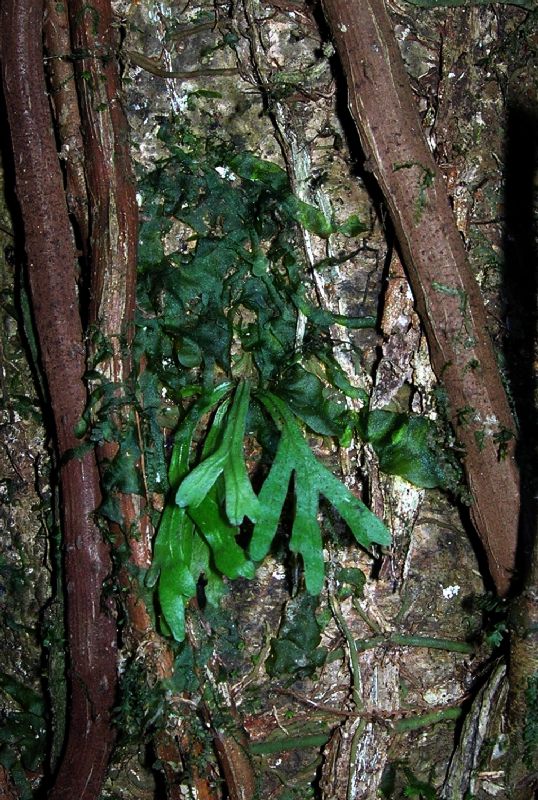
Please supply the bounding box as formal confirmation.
[507,554,538,796]
[61,7,219,798]
[1,0,526,796]
[64,0,148,639]
[66,0,137,356]
[43,0,89,249]
[0,1,117,798]
[0,766,18,800]
[320,0,520,596]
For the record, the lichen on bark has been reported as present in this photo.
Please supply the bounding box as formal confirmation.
[0,1,536,799]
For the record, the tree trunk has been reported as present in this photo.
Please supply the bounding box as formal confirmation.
[0,1,535,798]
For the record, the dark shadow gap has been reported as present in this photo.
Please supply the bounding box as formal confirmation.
[502,101,538,592]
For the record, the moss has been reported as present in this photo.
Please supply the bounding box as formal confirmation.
[524,672,538,768]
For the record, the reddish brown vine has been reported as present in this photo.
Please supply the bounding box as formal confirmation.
[64,0,150,636]
[0,1,117,798]
[66,0,137,356]
[321,0,520,596]
[43,0,89,250]
[62,5,220,798]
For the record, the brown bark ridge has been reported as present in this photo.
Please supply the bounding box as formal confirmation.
[320,0,520,595]
[65,0,148,643]
[43,0,89,249]
[0,1,117,798]
[67,0,137,364]
[0,766,18,800]
[507,551,538,794]
[63,7,217,799]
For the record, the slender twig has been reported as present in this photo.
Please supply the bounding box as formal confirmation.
[125,50,239,79]
[326,631,474,663]
[250,705,464,755]
[351,598,384,635]
[329,591,366,800]
[0,224,14,238]
[329,593,363,710]
[167,19,227,40]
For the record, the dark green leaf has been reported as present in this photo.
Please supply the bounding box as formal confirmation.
[316,465,391,549]
[317,355,369,402]
[221,381,260,525]
[336,567,366,598]
[358,410,451,489]
[267,594,327,677]
[188,492,255,579]
[337,213,368,237]
[0,673,45,717]
[250,435,293,560]
[176,449,227,508]
[101,427,142,496]
[175,337,203,368]
[280,195,333,238]
[276,364,347,436]
[159,578,187,642]
[190,532,228,608]
[291,474,324,594]
[228,152,288,193]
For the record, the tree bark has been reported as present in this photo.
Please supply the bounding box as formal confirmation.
[320,0,520,595]
[0,2,117,797]
[43,0,89,250]
[66,0,137,357]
